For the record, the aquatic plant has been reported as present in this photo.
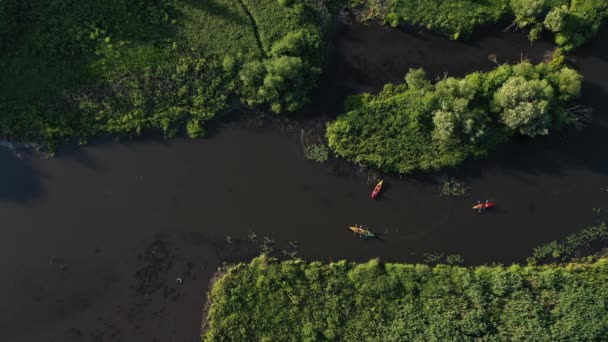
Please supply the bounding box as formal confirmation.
[422,252,444,263]
[260,236,275,254]
[446,254,464,264]
[304,143,330,163]
[204,255,608,341]
[530,222,608,263]
[439,177,470,197]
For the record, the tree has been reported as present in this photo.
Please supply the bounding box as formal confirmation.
[432,110,457,143]
[239,60,267,107]
[544,5,569,32]
[405,68,431,91]
[259,56,319,113]
[432,76,489,145]
[510,0,545,28]
[552,66,582,101]
[494,76,555,137]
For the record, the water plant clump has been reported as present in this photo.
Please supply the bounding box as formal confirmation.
[422,252,444,263]
[446,254,464,264]
[304,143,330,163]
[439,177,470,197]
[530,222,608,263]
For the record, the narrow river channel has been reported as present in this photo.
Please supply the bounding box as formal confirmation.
[1,20,607,342]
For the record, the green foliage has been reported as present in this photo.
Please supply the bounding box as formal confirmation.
[544,5,570,32]
[327,62,581,173]
[204,256,608,341]
[353,0,608,49]
[494,77,554,137]
[304,144,330,163]
[375,0,508,39]
[510,0,546,28]
[531,222,608,262]
[0,0,328,146]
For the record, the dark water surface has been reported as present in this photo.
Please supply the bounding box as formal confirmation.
[1,21,608,341]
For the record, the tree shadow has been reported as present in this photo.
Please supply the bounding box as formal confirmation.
[181,0,251,27]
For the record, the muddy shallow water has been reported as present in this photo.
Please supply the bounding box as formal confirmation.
[1,20,607,342]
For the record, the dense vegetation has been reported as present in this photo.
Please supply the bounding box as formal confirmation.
[0,0,328,147]
[326,61,582,173]
[352,0,608,50]
[204,255,608,341]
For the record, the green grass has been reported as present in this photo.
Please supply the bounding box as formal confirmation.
[174,0,262,58]
[0,0,327,146]
[204,255,608,341]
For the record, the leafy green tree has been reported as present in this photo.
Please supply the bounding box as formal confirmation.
[405,68,432,91]
[552,66,583,101]
[260,56,320,113]
[544,5,569,32]
[494,76,555,137]
[239,60,267,107]
[432,110,457,143]
[510,0,545,28]
[432,75,489,146]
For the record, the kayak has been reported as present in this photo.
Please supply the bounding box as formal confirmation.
[472,202,495,210]
[371,180,384,199]
[349,226,375,237]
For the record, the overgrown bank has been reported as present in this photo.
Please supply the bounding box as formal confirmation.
[203,255,608,341]
[327,61,583,173]
[0,0,329,148]
[350,0,608,50]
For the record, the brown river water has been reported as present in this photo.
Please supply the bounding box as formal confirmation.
[1,19,607,342]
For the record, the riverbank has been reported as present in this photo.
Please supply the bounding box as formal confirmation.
[203,255,608,341]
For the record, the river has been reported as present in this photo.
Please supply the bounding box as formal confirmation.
[1,19,607,342]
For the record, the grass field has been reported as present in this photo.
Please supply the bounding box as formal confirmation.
[0,0,327,146]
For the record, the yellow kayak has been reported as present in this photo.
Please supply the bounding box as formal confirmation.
[349,226,375,237]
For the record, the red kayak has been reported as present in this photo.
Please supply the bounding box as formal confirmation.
[472,201,495,210]
[371,180,384,199]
